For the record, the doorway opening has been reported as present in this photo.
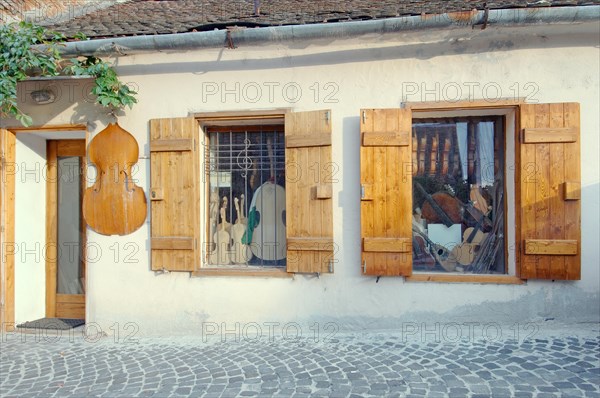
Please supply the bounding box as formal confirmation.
[0,127,88,330]
[46,139,87,320]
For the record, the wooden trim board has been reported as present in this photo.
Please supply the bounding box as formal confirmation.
[45,140,58,318]
[192,267,292,278]
[408,98,524,111]
[406,274,525,284]
[4,124,87,133]
[0,129,16,330]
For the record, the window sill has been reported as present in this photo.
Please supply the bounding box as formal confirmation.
[405,273,525,285]
[192,267,292,278]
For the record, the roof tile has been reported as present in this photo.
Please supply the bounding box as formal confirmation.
[11,0,600,38]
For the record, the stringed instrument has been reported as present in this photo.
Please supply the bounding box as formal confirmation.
[415,182,462,227]
[249,138,286,261]
[83,123,147,236]
[413,235,436,268]
[217,196,231,234]
[239,194,248,225]
[451,225,489,266]
[413,229,456,272]
[470,185,490,215]
[214,205,231,264]
[208,191,219,264]
[231,197,252,264]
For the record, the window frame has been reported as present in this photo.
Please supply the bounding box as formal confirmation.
[409,106,516,280]
[150,109,334,276]
[359,99,539,284]
[192,110,291,277]
[408,102,524,284]
[362,99,581,283]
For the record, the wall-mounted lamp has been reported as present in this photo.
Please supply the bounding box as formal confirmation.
[31,89,56,105]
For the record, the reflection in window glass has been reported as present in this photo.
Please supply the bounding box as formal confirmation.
[57,156,84,294]
[411,117,505,274]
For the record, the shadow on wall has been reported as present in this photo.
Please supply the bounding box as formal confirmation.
[109,31,596,77]
[324,286,600,333]
[4,79,118,130]
[340,112,598,283]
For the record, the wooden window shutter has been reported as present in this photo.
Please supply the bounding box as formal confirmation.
[518,103,581,280]
[285,110,334,273]
[360,109,413,276]
[0,129,16,326]
[149,118,199,271]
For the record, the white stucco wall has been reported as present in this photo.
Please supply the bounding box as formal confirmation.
[14,135,46,324]
[7,22,599,336]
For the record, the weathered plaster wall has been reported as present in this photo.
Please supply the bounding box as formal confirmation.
[7,22,599,336]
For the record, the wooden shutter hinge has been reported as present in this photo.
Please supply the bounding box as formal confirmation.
[360,184,373,201]
[328,259,333,273]
[325,111,330,124]
[362,259,367,273]
[362,110,366,124]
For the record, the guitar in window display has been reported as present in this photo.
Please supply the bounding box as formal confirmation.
[244,138,286,262]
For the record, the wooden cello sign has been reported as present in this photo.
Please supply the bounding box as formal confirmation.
[83,123,147,235]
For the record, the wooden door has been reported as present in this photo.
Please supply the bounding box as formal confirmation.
[46,140,87,319]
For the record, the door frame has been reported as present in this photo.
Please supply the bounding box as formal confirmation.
[0,124,88,328]
[46,139,87,319]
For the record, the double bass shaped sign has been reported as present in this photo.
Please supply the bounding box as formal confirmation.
[82,123,147,236]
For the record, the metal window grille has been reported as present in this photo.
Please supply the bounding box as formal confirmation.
[205,127,287,267]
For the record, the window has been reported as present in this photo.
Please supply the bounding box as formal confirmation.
[411,116,505,274]
[360,103,581,281]
[205,126,287,267]
[148,110,335,275]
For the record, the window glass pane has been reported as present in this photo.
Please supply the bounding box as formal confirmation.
[207,128,286,267]
[412,117,505,274]
[57,156,84,294]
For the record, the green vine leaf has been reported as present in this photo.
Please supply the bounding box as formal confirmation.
[0,22,137,126]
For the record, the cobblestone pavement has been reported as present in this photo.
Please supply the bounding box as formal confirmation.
[1,323,599,397]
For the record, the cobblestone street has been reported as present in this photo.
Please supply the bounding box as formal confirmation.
[1,323,599,397]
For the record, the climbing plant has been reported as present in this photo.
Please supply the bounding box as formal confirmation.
[0,21,137,126]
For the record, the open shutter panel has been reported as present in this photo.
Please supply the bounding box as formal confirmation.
[149,118,199,271]
[0,129,16,326]
[518,103,581,280]
[361,109,413,276]
[285,110,334,273]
